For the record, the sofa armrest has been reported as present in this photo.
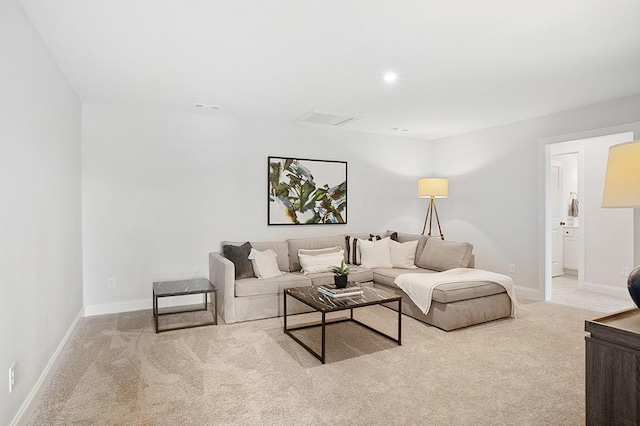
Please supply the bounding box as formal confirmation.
[209,252,236,324]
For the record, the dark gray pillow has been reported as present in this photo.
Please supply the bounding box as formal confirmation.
[370,232,397,241]
[223,242,255,280]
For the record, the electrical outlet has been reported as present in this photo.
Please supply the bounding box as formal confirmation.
[9,363,15,393]
[107,277,116,288]
[622,267,630,277]
[508,264,516,274]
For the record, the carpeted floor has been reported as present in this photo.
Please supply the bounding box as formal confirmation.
[552,274,634,313]
[29,300,597,425]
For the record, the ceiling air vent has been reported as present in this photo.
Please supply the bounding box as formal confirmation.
[296,111,361,127]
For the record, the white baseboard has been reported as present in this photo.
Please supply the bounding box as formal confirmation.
[10,307,84,426]
[84,294,207,316]
[84,298,150,316]
[514,285,542,301]
[583,281,629,299]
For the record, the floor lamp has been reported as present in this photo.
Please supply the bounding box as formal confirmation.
[602,140,640,308]
[418,178,448,239]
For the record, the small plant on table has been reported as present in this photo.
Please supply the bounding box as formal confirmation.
[329,260,351,288]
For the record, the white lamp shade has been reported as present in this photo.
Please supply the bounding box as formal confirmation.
[418,178,448,198]
[602,140,640,208]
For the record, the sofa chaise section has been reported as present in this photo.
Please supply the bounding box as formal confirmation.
[372,267,510,331]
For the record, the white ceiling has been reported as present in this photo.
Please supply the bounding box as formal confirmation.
[19,0,640,140]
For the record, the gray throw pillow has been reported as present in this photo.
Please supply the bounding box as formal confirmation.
[417,238,473,271]
[223,242,255,279]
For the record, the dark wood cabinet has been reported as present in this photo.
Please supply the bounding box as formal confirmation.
[585,308,640,425]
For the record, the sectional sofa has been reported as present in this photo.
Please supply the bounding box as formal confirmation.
[208,231,513,331]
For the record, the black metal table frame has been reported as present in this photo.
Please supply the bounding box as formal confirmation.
[153,286,217,333]
[283,289,401,364]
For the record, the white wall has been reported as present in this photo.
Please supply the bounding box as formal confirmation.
[431,94,640,298]
[81,104,431,312]
[82,95,640,309]
[581,134,634,290]
[0,1,82,424]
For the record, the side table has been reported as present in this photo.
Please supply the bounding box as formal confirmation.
[153,278,217,333]
[585,308,640,425]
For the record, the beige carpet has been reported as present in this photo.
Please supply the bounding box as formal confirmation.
[552,274,634,313]
[29,301,596,425]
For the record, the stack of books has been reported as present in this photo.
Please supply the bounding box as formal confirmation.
[317,285,364,298]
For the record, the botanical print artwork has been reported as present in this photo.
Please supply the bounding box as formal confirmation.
[268,157,347,225]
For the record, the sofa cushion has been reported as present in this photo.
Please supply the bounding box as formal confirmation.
[387,230,428,263]
[373,268,433,287]
[235,273,311,297]
[374,268,505,303]
[293,265,373,287]
[417,238,473,271]
[287,235,346,271]
[223,241,290,272]
[222,242,255,279]
[431,281,506,304]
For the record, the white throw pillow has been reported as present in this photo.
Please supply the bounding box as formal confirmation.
[298,248,344,274]
[298,246,342,256]
[248,248,285,279]
[358,237,393,269]
[390,239,419,269]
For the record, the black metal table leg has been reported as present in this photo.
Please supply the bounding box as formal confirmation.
[321,312,326,364]
[154,294,158,333]
[283,290,288,332]
[213,290,218,325]
[397,298,402,345]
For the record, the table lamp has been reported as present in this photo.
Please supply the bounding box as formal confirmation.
[602,140,640,308]
[418,177,448,239]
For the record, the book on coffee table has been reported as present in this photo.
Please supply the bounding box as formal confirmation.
[317,285,363,298]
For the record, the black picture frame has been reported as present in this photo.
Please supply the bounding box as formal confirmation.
[268,156,347,225]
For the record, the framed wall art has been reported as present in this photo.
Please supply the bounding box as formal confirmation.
[268,156,347,225]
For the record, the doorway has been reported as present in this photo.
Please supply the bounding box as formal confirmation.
[544,131,635,312]
[550,152,580,301]
[548,147,583,301]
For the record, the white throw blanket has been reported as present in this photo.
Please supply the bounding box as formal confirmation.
[394,268,519,318]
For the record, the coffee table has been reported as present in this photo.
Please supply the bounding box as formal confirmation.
[153,278,217,333]
[284,285,401,364]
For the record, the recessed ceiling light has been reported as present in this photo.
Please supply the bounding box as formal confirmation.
[195,103,220,109]
[383,72,398,83]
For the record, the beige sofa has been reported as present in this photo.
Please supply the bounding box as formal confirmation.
[208,231,512,330]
